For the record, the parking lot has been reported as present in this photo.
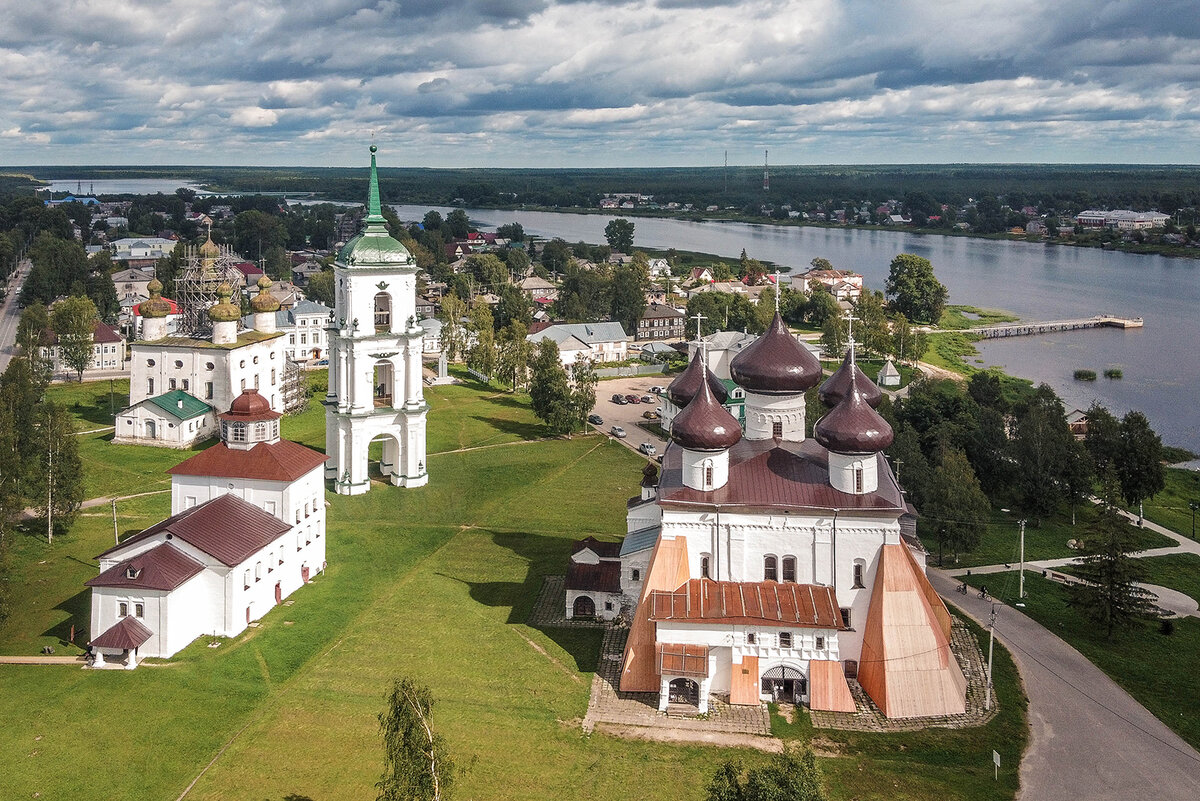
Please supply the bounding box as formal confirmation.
[588,375,670,457]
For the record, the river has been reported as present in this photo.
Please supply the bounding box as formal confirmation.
[392,205,1200,452]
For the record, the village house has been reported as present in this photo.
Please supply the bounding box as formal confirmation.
[518,275,558,301]
[111,267,157,301]
[635,303,686,341]
[244,299,333,365]
[792,268,864,302]
[40,320,127,380]
[109,237,177,268]
[526,321,629,366]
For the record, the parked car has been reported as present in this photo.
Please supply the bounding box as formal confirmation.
[639,442,657,455]
[640,395,653,403]
[649,385,666,394]
[315,359,329,366]
[610,425,627,439]
[612,394,628,405]
[625,394,641,404]
[642,409,659,419]
[587,414,604,425]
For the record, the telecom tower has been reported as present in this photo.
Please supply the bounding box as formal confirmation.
[763,149,770,192]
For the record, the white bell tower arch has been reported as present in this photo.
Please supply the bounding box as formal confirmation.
[323,146,428,494]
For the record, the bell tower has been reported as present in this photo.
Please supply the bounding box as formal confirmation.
[323,146,428,494]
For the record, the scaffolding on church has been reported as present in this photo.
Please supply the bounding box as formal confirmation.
[281,359,309,415]
[175,238,246,337]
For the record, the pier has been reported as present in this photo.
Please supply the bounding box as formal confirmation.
[965,315,1143,339]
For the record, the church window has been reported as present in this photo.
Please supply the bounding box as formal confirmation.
[304,502,310,518]
[764,556,778,582]
[240,378,246,390]
[746,632,756,645]
[205,382,213,400]
[700,555,711,578]
[296,509,302,524]
[174,360,183,368]
[631,568,640,582]
[854,467,864,493]
[243,570,250,589]
[840,608,853,629]
[782,556,797,583]
[815,636,825,650]
[135,603,144,618]
[604,601,614,611]
[118,602,128,617]
[253,374,259,389]
[255,422,267,439]
[182,379,189,391]
[255,563,262,582]
[772,420,783,438]
[147,378,154,394]
[296,533,302,552]
[779,632,793,648]
[253,356,259,364]
[852,561,865,589]
[231,424,247,442]
[206,362,214,371]
[240,360,246,369]
[271,369,276,384]
[146,359,155,367]
[169,378,177,390]
[374,292,392,332]
[279,546,285,566]
[269,352,275,360]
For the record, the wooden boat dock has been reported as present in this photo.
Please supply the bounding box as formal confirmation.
[966,315,1143,339]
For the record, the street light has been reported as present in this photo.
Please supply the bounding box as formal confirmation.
[1190,501,1199,539]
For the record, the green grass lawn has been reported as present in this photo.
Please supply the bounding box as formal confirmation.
[2,378,1028,801]
[963,571,1200,751]
[1058,552,1200,606]
[1140,467,1200,541]
[921,503,1174,569]
[937,305,1020,331]
[820,358,917,389]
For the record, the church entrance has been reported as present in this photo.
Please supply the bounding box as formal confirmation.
[275,581,282,605]
[761,665,807,704]
[369,434,402,482]
[668,678,700,706]
[145,419,157,439]
[301,564,310,583]
[572,595,596,618]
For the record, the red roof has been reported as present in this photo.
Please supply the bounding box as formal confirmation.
[86,542,204,591]
[44,321,124,345]
[566,560,622,594]
[134,297,179,316]
[219,389,282,422]
[91,616,154,650]
[650,579,843,628]
[97,493,291,567]
[168,440,327,482]
[234,262,263,276]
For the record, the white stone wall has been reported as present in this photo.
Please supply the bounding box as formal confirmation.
[129,334,287,414]
[113,404,215,448]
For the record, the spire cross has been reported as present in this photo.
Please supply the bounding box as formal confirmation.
[690,312,708,360]
[843,308,858,364]
[774,269,781,312]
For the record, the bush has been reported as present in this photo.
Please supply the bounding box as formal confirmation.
[1074,369,1097,381]
[1160,618,1175,636]
[1104,368,1123,379]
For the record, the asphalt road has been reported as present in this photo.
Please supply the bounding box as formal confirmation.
[0,259,28,374]
[589,375,669,457]
[929,568,1200,801]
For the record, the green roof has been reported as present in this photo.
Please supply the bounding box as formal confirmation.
[719,378,746,404]
[338,146,414,269]
[146,390,212,421]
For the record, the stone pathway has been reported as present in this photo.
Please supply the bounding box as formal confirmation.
[582,628,771,737]
[810,616,997,732]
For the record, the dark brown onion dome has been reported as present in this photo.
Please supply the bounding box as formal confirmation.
[671,370,742,452]
[819,351,882,408]
[667,350,729,407]
[729,312,822,395]
[220,389,282,422]
[814,385,894,453]
[641,461,660,487]
[140,278,171,319]
[251,275,281,313]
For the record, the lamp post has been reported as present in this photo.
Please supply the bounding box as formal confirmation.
[1190,501,1199,539]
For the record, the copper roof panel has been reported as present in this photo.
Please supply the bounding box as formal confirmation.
[86,542,204,591]
[650,579,841,628]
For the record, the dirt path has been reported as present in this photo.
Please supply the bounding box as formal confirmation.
[592,722,782,752]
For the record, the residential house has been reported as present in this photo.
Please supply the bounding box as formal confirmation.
[527,321,629,366]
[41,321,127,379]
[636,303,685,342]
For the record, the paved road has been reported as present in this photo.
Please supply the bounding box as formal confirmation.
[590,375,669,456]
[0,258,29,373]
[930,569,1200,801]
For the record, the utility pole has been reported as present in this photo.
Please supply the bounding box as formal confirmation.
[985,603,997,711]
[112,498,120,545]
[1190,501,1198,539]
[46,436,53,545]
[1018,518,1027,599]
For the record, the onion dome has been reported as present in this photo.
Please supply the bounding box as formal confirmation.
[671,369,742,451]
[814,384,894,454]
[819,351,882,408]
[220,388,282,422]
[641,460,659,488]
[140,278,171,319]
[338,146,415,268]
[207,282,241,323]
[251,275,280,313]
[729,312,822,394]
[667,350,729,408]
[199,234,220,259]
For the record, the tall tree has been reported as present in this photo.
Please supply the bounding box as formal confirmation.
[884,253,948,323]
[306,270,335,307]
[1117,410,1165,524]
[922,447,990,564]
[568,356,598,436]
[610,264,646,335]
[376,676,456,801]
[495,322,532,390]
[31,402,83,543]
[438,294,468,362]
[1068,482,1156,639]
[49,296,99,382]
[1011,385,1073,524]
[603,218,635,252]
[1083,403,1122,473]
[707,745,827,801]
[529,339,574,434]
[465,298,496,378]
[445,209,470,239]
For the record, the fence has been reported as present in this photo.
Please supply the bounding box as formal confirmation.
[596,364,669,378]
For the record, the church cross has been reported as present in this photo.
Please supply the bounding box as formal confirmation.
[690,311,706,341]
[843,308,859,363]
[774,269,781,312]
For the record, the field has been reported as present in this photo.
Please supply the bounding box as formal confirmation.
[0,376,1026,801]
[1140,467,1200,540]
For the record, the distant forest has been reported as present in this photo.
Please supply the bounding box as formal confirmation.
[11,163,1200,215]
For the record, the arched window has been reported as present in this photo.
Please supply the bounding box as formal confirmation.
[255,562,262,582]
[255,422,267,439]
[374,292,392,332]
[700,554,711,579]
[854,466,864,493]
[772,420,783,438]
[852,560,866,589]
[703,459,714,487]
[764,555,778,582]
[781,556,797,583]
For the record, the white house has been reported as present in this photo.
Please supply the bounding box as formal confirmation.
[527,322,629,366]
[88,389,328,666]
[113,390,216,448]
[616,314,966,718]
[245,299,333,364]
[791,269,864,302]
[40,320,127,380]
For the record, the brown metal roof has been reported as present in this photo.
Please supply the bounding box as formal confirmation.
[168,439,327,482]
[97,493,291,567]
[729,312,822,394]
[90,616,154,650]
[819,351,882,408]
[658,643,709,677]
[565,560,623,594]
[650,579,842,628]
[813,384,894,453]
[658,437,905,512]
[670,371,741,451]
[667,350,729,407]
[86,542,204,591]
[572,536,622,559]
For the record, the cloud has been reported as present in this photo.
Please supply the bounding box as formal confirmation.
[0,0,1198,165]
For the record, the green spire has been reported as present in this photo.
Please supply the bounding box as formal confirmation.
[366,144,386,227]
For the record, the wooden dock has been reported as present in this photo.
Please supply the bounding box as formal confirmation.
[967,315,1143,339]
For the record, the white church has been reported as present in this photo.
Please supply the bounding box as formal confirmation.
[598,314,966,719]
[88,389,328,667]
[322,146,428,494]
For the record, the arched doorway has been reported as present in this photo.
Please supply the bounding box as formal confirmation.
[373,361,394,408]
[668,677,700,706]
[761,665,806,703]
[275,581,282,605]
[369,433,401,481]
[145,419,157,439]
[572,595,596,618]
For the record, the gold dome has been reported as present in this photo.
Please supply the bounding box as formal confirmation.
[207,282,241,323]
[251,275,280,313]
[140,278,171,319]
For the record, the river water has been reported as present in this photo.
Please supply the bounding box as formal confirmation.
[392,205,1199,452]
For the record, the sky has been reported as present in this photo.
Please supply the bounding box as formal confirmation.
[2,0,1199,168]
